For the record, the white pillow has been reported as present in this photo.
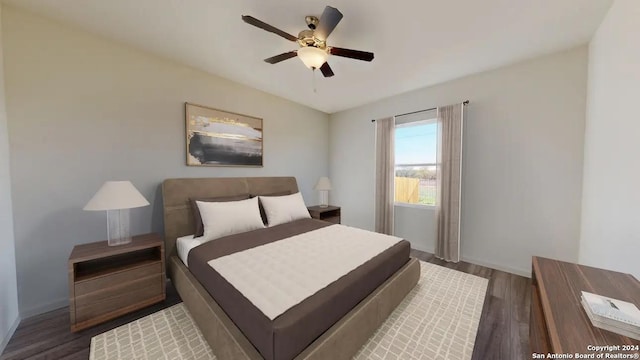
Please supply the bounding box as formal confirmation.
[259,192,311,227]
[196,197,265,242]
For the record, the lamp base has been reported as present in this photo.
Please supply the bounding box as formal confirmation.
[318,190,329,208]
[108,236,132,246]
[107,209,132,246]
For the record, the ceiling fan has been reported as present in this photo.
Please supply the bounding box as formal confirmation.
[242,6,374,77]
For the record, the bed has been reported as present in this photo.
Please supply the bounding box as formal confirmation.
[162,177,420,360]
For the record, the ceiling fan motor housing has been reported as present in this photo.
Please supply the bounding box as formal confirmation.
[305,16,319,30]
[297,29,325,48]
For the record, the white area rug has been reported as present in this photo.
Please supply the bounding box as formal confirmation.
[90,261,488,360]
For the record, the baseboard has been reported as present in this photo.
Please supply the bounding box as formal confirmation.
[412,247,530,278]
[461,255,531,278]
[410,244,435,254]
[20,297,68,320]
[0,314,20,355]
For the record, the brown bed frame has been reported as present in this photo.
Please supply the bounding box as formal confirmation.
[162,177,420,360]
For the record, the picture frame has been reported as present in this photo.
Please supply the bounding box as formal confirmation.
[185,102,263,167]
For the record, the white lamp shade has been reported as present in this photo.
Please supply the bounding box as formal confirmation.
[84,181,150,211]
[314,177,333,191]
[297,47,329,69]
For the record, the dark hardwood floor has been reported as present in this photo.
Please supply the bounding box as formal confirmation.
[1,250,531,360]
[0,285,182,360]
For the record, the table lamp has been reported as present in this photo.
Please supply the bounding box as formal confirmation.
[314,176,332,208]
[84,181,150,246]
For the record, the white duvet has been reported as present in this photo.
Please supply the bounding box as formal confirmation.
[208,224,402,320]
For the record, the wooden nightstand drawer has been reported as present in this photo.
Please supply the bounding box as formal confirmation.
[75,261,161,295]
[307,205,341,224]
[75,273,163,323]
[324,216,340,224]
[69,233,165,332]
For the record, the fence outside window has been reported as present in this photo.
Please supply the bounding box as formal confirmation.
[395,164,437,206]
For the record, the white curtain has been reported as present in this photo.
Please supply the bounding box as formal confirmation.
[435,103,464,262]
[374,117,395,235]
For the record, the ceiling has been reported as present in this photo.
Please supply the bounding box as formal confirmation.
[3,0,612,113]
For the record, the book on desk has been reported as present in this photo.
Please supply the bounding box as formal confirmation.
[581,291,640,340]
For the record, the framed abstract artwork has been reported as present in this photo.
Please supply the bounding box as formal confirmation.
[185,103,263,167]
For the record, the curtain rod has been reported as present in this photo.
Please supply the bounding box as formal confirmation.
[371,100,469,122]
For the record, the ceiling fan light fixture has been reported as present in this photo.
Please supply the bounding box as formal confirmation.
[297,46,328,69]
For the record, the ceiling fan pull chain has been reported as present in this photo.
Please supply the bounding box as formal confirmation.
[312,68,317,93]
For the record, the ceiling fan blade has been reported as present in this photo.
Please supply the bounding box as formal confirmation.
[315,6,343,41]
[264,51,298,64]
[329,47,374,62]
[319,62,334,77]
[242,15,298,42]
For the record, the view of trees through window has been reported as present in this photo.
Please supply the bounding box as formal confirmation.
[395,120,437,206]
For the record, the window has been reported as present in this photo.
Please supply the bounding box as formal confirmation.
[395,118,437,206]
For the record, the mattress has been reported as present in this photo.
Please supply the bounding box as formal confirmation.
[176,234,202,267]
[208,224,403,320]
[188,218,410,360]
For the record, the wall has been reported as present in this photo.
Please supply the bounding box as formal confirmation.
[394,205,436,253]
[0,6,20,354]
[2,6,329,317]
[579,0,640,278]
[330,47,588,276]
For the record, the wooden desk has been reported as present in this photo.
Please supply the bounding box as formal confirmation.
[530,257,640,356]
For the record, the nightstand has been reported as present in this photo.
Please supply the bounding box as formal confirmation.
[308,205,341,224]
[68,233,165,332]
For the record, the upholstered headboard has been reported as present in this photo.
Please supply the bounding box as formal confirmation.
[161,177,299,264]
